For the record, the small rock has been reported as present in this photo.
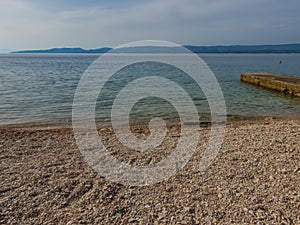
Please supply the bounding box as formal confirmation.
[248,186,255,192]
[84,182,92,188]
[232,155,239,161]
[184,206,190,212]
[128,218,137,223]
[157,209,167,220]
[114,213,122,218]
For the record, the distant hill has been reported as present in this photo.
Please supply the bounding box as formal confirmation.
[12,44,300,54]
[13,47,112,54]
[185,44,300,53]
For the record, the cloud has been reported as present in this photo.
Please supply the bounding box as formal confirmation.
[0,0,299,49]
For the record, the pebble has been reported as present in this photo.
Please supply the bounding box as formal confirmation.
[1,119,299,224]
[114,213,122,218]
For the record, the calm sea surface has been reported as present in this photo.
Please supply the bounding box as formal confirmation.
[0,53,300,125]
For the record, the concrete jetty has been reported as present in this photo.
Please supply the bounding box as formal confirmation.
[241,73,300,97]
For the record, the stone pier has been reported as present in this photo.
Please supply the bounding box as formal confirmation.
[240,73,300,97]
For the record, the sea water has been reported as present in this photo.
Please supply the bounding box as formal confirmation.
[0,53,300,125]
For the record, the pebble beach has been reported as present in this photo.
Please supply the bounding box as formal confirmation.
[0,118,299,224]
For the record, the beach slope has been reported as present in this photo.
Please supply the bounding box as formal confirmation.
[0,119,299,224]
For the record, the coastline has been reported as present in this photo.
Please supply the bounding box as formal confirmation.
[1,114,299,130]
[1,117,299,224]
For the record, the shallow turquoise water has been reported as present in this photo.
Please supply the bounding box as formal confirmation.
[0,53,300,125]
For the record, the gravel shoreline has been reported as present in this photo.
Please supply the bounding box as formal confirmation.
[0,118,299,224]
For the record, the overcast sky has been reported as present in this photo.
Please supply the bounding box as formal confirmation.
[0,0,299,50]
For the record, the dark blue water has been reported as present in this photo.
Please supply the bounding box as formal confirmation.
[0,53,300,125]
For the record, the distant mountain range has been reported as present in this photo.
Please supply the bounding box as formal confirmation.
[13,47,111,54]
[13,44,300,54]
